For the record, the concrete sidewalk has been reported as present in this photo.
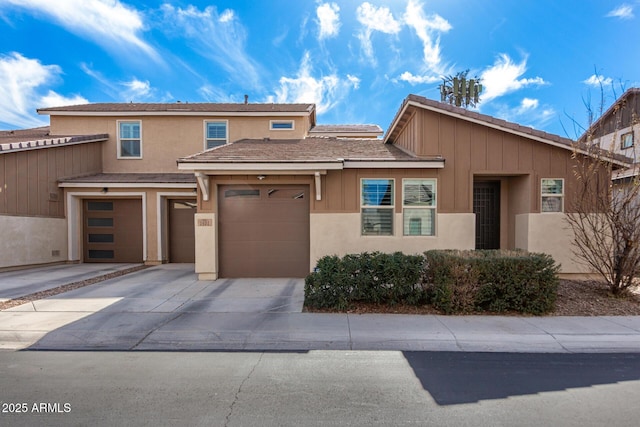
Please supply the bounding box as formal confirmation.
[0,264,639,353]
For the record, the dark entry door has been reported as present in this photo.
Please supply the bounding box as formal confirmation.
[473,181,500,249]
[169,199,196,263]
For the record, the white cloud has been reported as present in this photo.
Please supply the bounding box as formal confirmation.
[480,54,547,102]
[0,52,87,129]
[494,98,556,130]
[403,0,452,74]
[0,0,159,62]
[519,98,539,112]
[219,9,234,23]
[583,74,613,87]
[356,2,401,64]
[122,78,152,101]
[268,52,359,115]
[347,74,361,89]
[161,4,262,90]
[316,2,340,39]
[606,4,634,19]
[39,91,87,108]
[397,71,440,85]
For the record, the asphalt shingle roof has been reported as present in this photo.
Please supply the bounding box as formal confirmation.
[179,137,428,164]
[38,102,315,114]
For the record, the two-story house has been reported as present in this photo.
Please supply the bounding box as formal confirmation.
[579,87,640,182]
[1,94,619,279]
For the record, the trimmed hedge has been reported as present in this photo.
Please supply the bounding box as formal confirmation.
[305,249,560,314]
[304,252,425,310]
[423,250,559,315]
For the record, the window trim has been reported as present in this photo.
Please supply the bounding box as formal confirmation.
[360,178,395,236]
[402,178,437,236]
[541,178,564,213]
[270,120,295,131]
[204,120,229,150]
[621,131,634,150]
[117,120,142,159]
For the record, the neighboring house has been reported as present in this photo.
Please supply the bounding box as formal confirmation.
[177,94,619,279]
[579,87,640,182]
[0,127,107,268]
[1,94,618,277]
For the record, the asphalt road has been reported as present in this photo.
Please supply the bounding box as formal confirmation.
[1,351,639,426]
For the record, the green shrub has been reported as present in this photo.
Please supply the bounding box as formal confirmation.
[304,252,425,310]
[305,249,560,315]
[423,250,559,315]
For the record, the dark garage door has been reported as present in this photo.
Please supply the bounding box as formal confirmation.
[169,199,196,263]
[83,199,143,263]
[218,184,310,277]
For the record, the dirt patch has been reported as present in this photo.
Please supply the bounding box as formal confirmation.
[304,280,640,316]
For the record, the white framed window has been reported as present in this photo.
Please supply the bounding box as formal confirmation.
[541,178,564,212]
[403,179,436,236]
[270,120,294,130]
[204,120,228,149]
[621,132,634,150]
[361,178,394,236]
[117,121,142,159]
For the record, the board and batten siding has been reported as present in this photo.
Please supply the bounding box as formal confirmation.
[0,142,102,218]
[393,108,579,214]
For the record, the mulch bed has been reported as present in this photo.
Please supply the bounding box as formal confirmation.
[304,280,640,316]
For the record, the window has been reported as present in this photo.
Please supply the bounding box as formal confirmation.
[270,120,294,130]
[118,121,141,158]
[621,132,634,150]
[403,179,436,236]
[541,179,564,212]
[361,179,394,235]
[205,121,228,149]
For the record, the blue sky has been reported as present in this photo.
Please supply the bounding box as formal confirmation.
[0,0,638,138]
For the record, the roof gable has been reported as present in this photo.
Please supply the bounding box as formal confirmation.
[385,94,576,152]
[578,87,640,142]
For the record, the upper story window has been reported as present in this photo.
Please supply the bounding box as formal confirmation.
[361,178,394,236]
[205,121,228,149]
[270,120,294,130]
[541,178,564,212]
[403,179,436,236]
[118,121,141,158]
[621,132,634,150]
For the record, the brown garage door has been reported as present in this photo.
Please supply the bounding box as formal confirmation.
[169,199,196,263]
[83,199,143,263]
[218,185,310,277]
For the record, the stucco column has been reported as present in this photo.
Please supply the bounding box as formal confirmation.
[194,213,217,280]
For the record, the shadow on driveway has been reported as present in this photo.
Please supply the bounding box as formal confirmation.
[403,351,640,405]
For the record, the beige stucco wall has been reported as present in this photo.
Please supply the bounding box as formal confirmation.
[515,213,590,273]
[194,212,217,280]
[50,115,310,174]
[0,215,67,269]
[309,212,475,268]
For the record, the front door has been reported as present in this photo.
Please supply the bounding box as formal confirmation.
[473,181,500,249]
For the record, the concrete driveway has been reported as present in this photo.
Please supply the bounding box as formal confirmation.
[2,264,640,353]
[0,264,306,350]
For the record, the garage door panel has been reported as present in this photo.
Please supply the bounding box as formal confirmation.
[83,199,143,263]
[218,184,310,278]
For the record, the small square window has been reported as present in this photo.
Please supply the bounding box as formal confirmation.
[118,121,141,158]
[270,120,294,130]
[541,178,564,212]
[621,132,634,150]
[205,121,228,149]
